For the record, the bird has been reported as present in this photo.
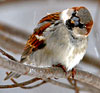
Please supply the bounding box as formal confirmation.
[4,6,93,80]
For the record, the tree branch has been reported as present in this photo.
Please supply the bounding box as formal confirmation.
[0,56,100,90]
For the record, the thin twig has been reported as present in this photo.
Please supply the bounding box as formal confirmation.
[0,78,42,89]
[11,78,47,89]
[20,81,46,89]
[0,48,17,61]
[6,72,46,89]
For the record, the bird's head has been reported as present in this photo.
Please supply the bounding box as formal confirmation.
[60,6,93,37]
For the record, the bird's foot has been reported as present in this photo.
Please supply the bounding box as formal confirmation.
[52,64,67,75]
[67,68,76,85]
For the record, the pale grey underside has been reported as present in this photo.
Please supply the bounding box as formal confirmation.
[24,23,88,71]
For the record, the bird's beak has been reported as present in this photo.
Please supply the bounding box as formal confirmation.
[71,20,75,24]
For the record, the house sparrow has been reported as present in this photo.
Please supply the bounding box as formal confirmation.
[5,6,93,80]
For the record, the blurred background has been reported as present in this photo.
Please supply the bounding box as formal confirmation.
[0,0,100,93]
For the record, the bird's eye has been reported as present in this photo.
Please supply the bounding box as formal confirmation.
[71,16,80,26]
[66,16,86,30]
[66,19,74,30]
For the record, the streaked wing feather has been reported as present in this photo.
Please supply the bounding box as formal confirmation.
[39,12,60,23]
[21,12,60,62]
[21,22,51,62]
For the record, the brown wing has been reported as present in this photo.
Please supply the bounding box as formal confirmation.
[39,12,60,23]
[21,12,61,62]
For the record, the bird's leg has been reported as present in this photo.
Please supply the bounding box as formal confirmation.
[72,68,76,79]
[52,64,67,76]
[67,68,76,85]
[53,64,79,92]
[71,68,79,93]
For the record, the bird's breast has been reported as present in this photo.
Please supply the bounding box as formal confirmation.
[27,24,87,70]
